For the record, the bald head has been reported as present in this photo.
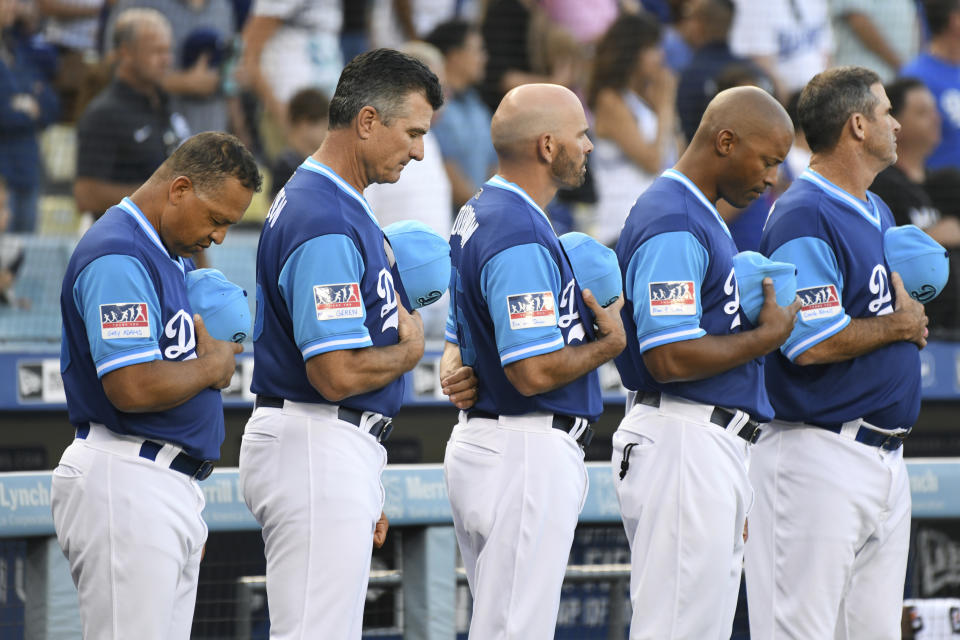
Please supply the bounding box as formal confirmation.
[693,86,794,149]
[112,7,171,50]
[491,84,587,160]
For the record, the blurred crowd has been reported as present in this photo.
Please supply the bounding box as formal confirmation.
[2,0,960,335]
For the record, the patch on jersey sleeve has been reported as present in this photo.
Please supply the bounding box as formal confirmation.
[648,281,696,316]
[507,292,556,330]
[797,284,841,321]
[99,303,150,339]
[314,283,363,321]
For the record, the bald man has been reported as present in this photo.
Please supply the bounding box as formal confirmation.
[440,84,626,639]
[610,85,801,639]
[745,67,927,640]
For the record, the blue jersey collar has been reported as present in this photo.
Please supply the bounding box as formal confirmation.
[661,169,732,238]
[301,158,381,227]
[799,168,882,229]
[485,175,554,230]
[117,197,185,274]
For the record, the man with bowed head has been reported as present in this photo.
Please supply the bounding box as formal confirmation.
[54,131,260,639]
[441,83,626,639]
[611,86,801,639]
[240,49,443,638]
[746,66,929,640]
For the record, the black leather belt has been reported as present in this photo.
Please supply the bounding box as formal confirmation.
[634,391,762,444]
[255,395,393,442]
[812,422,906,451]
[75,423,215,480]
[465,409,594,448]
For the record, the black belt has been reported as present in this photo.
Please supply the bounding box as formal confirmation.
[75,423,215,481]
[465,409,594,448]
[812,422,906,451]
[255,395,393,442]
[634,391,762,444]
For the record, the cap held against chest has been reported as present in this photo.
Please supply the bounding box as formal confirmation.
[883,225,949,304]
[558,232,622,308]
[732,251,798,325]
[185,268,250,342]
[382,220,451,309]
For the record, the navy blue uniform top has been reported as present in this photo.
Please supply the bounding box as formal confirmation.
[760,168,921,430]
[251,159,409,417]
[60,198,224,460]
[446,176,603,422]
[614,169,774,421]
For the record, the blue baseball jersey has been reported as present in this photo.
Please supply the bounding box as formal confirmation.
[759,168,921,429]
[60,198,224,460]
[251,159,409,416]
[447,176,602,421]
[614,169,773,421]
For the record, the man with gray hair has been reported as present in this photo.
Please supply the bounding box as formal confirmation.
[240,48,443,638]
[746,66,928,639]
[74,8,190,218]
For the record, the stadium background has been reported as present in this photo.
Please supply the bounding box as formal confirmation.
[2,0,960,638]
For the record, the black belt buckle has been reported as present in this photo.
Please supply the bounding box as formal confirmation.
[193,460,215,481]
[880,433,904,451]
[579,424,594,449]
[372,419,393,443]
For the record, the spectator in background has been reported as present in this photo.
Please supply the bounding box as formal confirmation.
[37,0,107,121]
[677,0,772,143]
[0,0,60,232]
[479,0,576,111]
[0,178,30,309]
[830,0,919,83]
[922,167,960,335]
[729,0,831,99]
[426,19,496,207]
[871,78,953,238]
[74,9,190,217]
[782,89,811,182]
[364,40,452,340]
[269,86,328,200]
[902,0,960,171]
[588,12,677,246]
[106,0,235,135]
[238,0,342,158]
[369,0,481,49]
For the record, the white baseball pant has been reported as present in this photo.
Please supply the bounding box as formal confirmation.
[239,401,387,640]
[51,423,207,640]
[744,421,911,640]
[611,394,752,640]
[443,412,589,640]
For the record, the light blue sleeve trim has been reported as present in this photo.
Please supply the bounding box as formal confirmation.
[279,234,371,357]
[626,231,708,353]
[480,243,564,364]
[96,347,163,376]
[300,332,375,359]
[73,254,162,377]
[770,237,849,360]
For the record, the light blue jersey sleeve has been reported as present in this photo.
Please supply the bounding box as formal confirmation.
[626,231,709,353]
[73,254,163,377]
[771,237,851,361]
[480,243,564,366]
[279,234,372,360]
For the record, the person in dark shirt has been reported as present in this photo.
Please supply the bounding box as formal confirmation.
[922,167,960,335]
[676,0,772,143]
[871,77,960,334]
[74,8,190,218]
[268,87,328,200]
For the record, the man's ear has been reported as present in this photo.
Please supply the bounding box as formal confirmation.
[356,106,378,140]
[715,128,735,157]
[537,132,555,163]
[169,175,192,204]
[849,113,867,142]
